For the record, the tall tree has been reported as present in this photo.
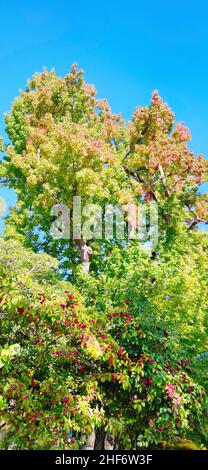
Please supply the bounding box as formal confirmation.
[1,68,208,277]
[1,65,208,449]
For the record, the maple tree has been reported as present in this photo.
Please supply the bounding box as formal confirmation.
[0,65,208,449]
[1,65,208,275]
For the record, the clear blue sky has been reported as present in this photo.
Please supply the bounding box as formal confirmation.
[0,0,208,224]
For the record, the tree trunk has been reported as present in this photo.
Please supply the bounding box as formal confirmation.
[82,428,114,450]
[75,240,114,450]
[75,239,92,274]
[82,430,96,450]
[94,427,114,450]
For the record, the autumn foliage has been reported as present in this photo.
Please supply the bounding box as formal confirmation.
[0,65,208,449]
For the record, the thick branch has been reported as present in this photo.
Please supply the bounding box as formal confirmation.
[75,239,92,274]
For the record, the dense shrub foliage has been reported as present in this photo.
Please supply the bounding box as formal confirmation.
[0,239,207,449]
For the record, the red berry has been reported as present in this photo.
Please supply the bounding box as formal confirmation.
[18,307,24,315]
[117,348,123,356]
[34,338,40,344]
[62,396,69,404]
[60,304,66,310]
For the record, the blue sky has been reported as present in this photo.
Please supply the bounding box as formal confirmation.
[0,0,208,225]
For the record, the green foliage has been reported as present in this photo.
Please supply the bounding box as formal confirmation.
[2,65,208,276]
[0,239,206,449]
[0,239,111,448]
[0,65,208,449]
